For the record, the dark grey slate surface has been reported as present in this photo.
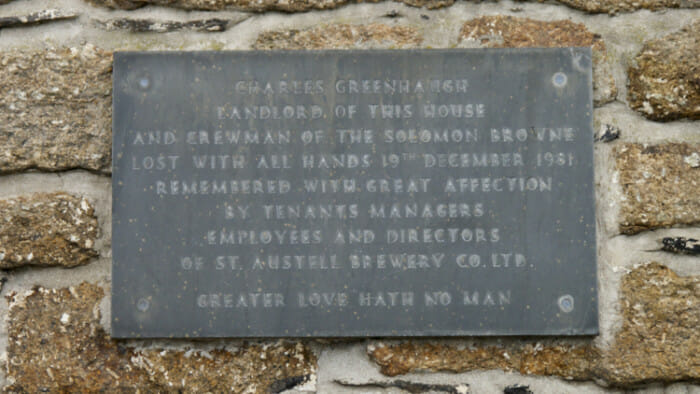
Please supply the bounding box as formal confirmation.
[112,49,597,338]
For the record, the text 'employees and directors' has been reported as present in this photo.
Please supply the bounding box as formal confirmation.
[205,227,500,245]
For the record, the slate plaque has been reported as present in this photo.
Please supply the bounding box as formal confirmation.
[112,49,597,338]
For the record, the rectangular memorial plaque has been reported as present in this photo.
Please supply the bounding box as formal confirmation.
[112,49,597,338]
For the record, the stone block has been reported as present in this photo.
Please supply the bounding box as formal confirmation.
[616,143,700,234]
[0,193,98,269]
[628,21,700,121]
[255,23,423,50]
[0,45,112,174]
[5,283,317,393]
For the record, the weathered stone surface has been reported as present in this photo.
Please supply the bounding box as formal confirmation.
[87,0,346,11]
[254,23,422,50]
[369,263,700,387]
[86,0,457,11]
[604,263,699,385]
[0,193,98,269]
[95,17,244,32]
[399,0,454,9]
[369,342,599,380]
[5,283,317,393]
[458,16,616,106]
[0,45,112,174]
[616,143,700,235]
[84,0,699,12]
[554,0,698,13]
[335,379,470,392]
[628,21,700,121]
[0,9,77,29]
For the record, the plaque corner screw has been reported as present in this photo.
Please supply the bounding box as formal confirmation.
[138,76,151,90]
[552,72,567,88]
[558,294,574,313]
[137,298,150,312]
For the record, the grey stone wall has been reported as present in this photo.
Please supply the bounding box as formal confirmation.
[0,0,698,392]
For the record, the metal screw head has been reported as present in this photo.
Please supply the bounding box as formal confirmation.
[136,298,150,312]
[138,77,150,90]
[552,72,567,87]
[558,295,574,313]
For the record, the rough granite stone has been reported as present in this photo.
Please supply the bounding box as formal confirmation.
[616,143,700,235]
[0,45,112,174]
[5,283,317,393]
[459,16,616,106]
[602,263,699,385]
[0,193,98,269]
[628,21,700,121]
[368,263,699,387]
[87,0,348,11]
[95,17,242,32]
[554,0,699,13]
[84,0,699,12]
[86,0,457,11]
[0,9,77,29]
[254,23,423,49]
[369,342,599,381]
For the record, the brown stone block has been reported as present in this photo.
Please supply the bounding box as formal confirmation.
[554,0,697,13]
[459,16,617,106]
[368,263,700,387]
[0,45,112,174]
[88,0,347,12]
[84,0,699,12]
[369,342,598,379]
[616,143,700,235]
[86,0,458,11]
[5,283,317,393]
[254,23,423,50]
[603,262,700,385]
[628,21,700,121]
[0,193,98,269]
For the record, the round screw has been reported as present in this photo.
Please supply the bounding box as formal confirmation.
[558,295,574,313]
[136,298,150,312]
[138,77,150,90]
[552,72,567,87]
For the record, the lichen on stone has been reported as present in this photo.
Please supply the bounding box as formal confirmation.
[86,0,458,12]
[95,17,240,32]
[5,283,317,393]
[84,0,699,13]
[0,9,78,29]
[0,193,99,269]
[458,16,617,106]
[368,263,700,387]
[628,20,700,121]
[554,0,697,13]
[615,143,700,234]
[0,45,112,174]
[255,23,423,50]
